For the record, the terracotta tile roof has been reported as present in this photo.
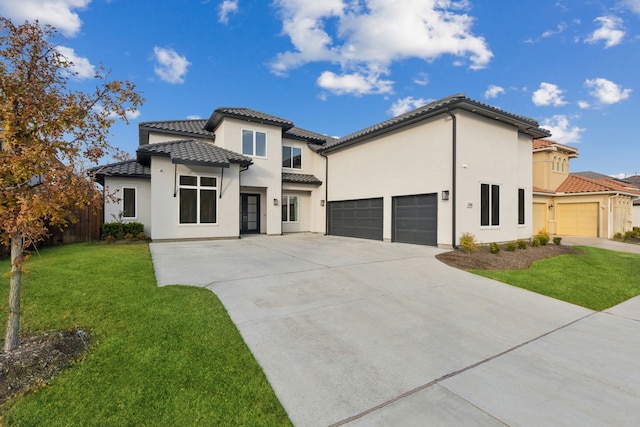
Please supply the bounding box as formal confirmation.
[533,186,555,194]
[556,174,640,195]
[320,94,550,153]
[282,172,322,185]
[532,139,579,155]
[137,139,252,168]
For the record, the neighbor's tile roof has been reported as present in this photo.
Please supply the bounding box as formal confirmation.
[282,172,322,185]
[320,94,550,153]
[206,107,295,132]
[137,140,252,167]
[139,119,213,137]
[533,186,555,194]
[88,160,150,185]
[556,174,640,195]
[623,175,640,187]
[573,171,616,180]
[532,139,578,154]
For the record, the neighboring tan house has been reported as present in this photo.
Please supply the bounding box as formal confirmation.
[532,139,640,237]
[91,94,551,247]
[622,175,640,227]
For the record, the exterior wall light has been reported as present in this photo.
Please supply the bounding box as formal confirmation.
[320,200,325,206]
[442,190,450,201]
[548,205,554,210]
[273,198,279,206]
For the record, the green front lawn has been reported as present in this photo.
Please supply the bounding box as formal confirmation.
[473,246,640,311]
[0,243,291,426]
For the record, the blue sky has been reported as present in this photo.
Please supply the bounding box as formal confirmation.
[1,0,639,177]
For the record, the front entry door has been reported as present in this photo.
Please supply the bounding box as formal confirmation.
[240,194,260,233]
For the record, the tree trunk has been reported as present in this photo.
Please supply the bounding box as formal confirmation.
[4,234,23,352]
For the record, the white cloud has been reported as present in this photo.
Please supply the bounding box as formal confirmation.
[578,100,590,109]
[317,70,393,96]
[56,46,95,79]
[270,0,492,94]
[153,47,190,84]
[532,82,567,106]
[585,77,632,104]
[541,115,585,144]
[0,0,91,37]
[585,16,625,48]
[620,0,640,14]
[218,0,238,24]
[541,23,567,38]
[413,72,429,86]
[93,104,141,121]
[388,96,431,116]
[186,115,202,120]
[484,85,505,99]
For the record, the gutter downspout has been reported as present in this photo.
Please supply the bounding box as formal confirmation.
[445,110,457,249]
[320,151,329,235]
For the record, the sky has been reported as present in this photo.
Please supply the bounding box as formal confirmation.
[1,0,639,177]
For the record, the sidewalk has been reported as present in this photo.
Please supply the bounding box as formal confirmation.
[560,236,640,254]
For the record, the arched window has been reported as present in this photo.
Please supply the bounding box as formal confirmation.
[552,156,557,171]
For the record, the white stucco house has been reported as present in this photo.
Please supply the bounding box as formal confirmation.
[91,94,551,247]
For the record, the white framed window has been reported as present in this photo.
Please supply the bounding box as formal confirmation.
[179,175,217,224]
[122,187,137,219]
[282,145,302,169]
[242,129,267,157]
[282,195,298,222]
[481,183,500,226]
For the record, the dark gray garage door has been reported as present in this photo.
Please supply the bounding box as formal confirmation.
[328,198,383,241]
[393,193,437,246]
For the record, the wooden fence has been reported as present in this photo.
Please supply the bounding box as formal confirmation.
[0,205,103,259]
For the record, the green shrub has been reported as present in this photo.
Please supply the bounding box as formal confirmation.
[137,232,147,241]
[101,222,145,240]
[625,230,638,241]
[613,232,624,241]
[124,233,134,241]
[506,241,517,252]
[534,229,550,246]
[517,239,528,250]
[105,235,117,244]
[459,232,478,253]
[553,236,562,245]
[489,242,501,254]
[532,237,541,247]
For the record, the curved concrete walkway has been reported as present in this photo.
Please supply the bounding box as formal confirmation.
[561,235,640,254]
[150,234,640,426]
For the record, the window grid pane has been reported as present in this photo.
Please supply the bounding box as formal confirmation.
[255,132,266,157]
[180,188,197,223]
[518,188,525,225]
[292,147,302,169]
[491,184,500,226]
[282,146,292,168]
[200,189,217,223]
[480,184,490,226]
[242,130,254,155]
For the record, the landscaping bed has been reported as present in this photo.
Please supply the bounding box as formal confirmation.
[436,243,577,270]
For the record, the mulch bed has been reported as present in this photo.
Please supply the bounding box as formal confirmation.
[0,330,89,407]
[436,243,578,270]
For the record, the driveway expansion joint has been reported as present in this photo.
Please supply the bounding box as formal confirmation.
[329,311,598,427]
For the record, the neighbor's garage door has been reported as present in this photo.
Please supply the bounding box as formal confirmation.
[328,198,383,241]
[393,193,438,246]
[557,203,599,236]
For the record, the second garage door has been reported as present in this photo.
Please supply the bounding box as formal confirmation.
[393,193,438,246]
[557,203,599,237]
[328,198,383,241]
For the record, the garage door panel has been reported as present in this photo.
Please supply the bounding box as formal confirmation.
[557,203,598,237]
[393,194,438,246]
[328,198,383,241]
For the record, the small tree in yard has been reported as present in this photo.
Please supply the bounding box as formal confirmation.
[0,18,143,351]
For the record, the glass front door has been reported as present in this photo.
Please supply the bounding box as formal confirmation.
[240,194,260,233]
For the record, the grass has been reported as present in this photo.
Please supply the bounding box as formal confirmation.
[0,243,291,426]
[472,246,640,311]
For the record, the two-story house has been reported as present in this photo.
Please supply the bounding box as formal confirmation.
[532,139,640,237]
[92,94,552,247]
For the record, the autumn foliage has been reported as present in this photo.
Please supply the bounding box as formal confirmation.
[0,18,143,351]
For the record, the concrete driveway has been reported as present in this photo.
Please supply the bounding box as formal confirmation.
[150,234,640,426]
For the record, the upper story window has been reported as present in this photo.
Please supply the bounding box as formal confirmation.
[282,145,302,169]
[242,129,266,157]
[481,183,500,227]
